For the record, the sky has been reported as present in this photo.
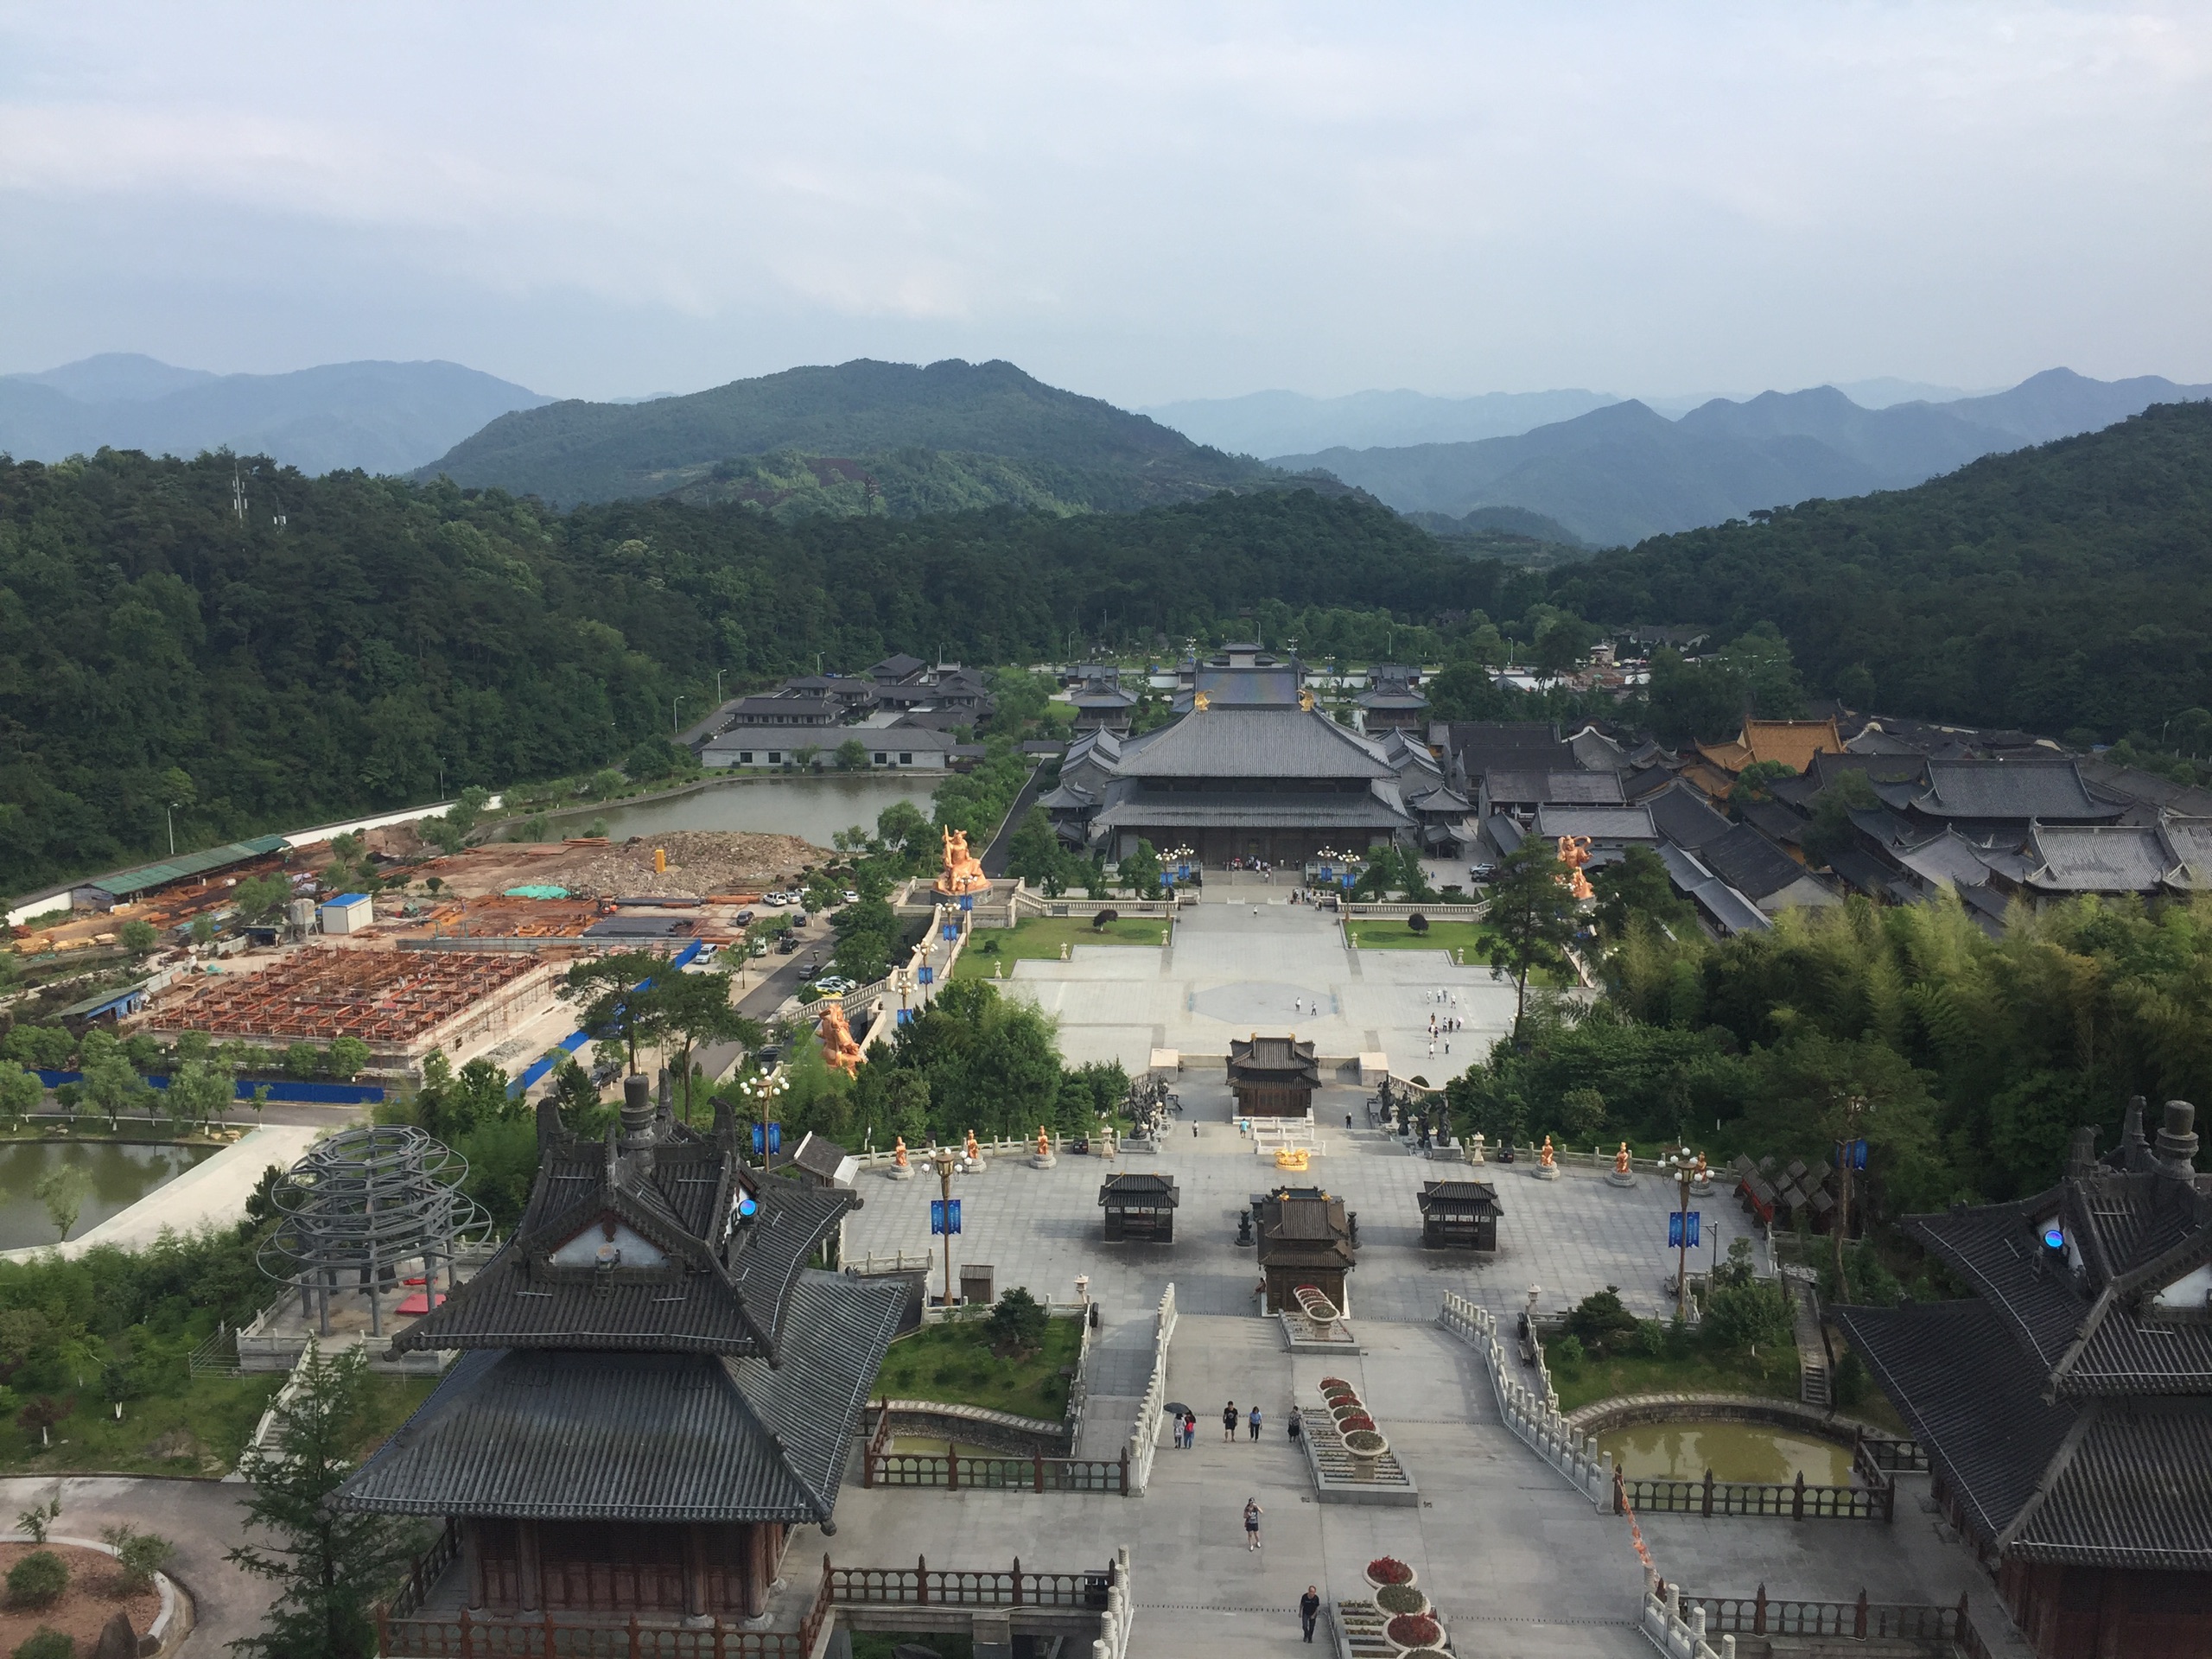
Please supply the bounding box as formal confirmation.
[3,3,2209,407]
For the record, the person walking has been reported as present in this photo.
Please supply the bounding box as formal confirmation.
[1223,1401,1239,1442]
[1300,1586,1322,1643]
[1244,1497,1264,1549]
[1287,1411,1303,1446]
[1249,1404,1263,1440]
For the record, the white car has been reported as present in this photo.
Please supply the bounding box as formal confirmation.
[842,889,860,905]
[812,974,856,995]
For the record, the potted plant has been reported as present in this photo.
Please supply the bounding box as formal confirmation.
[1344,1427,1389,1475]
[1337,1412,1376,1433]
[1374,1582,1429,1618]
[1384,1613,1442,1650]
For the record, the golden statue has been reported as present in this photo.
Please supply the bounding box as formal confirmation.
[1693,1151,1708,1185]
[893,1135,910,1169]
[816,1001,865,1075]
[1540,1135,1557,1169]
[963,1128,981,1161]
[935,826,988,898]
[1274,1146,1310,1172]
[1298,686,1316,712]
[1556,835,1595,901]
[1036,1125,1051,1157]
[1192,690,1211,712]
[1615,1141,1632,1176]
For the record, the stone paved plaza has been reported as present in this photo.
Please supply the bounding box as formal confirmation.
[823,1088,2028,1657]
[991,882,1522,1082]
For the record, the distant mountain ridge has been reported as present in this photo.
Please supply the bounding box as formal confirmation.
[419,357,1281,510]
[0,353,552,476]
[1274,369,2212,547]
[1141,386,1624,456]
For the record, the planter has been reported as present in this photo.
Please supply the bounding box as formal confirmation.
[1365,1557,1415,1590]
[1373,1582,1429,1617]
[1319,1376,1353,1392]
[1330,1402,1370,1422]
[1336,1413,1376,1433]
[1385,1613,1442,1649]
[1343,1429,1389,1459]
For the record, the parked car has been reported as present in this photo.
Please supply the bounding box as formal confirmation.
[812,975,855,995]
[1468,863,1497,882]
[732,908,756,925]
[841,889,860,905]
[798,958,821,981]
[777,935,800,955]
[793,912,810,928]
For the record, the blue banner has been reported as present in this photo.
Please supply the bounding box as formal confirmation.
[918,964,934,984]
[1669,1211,1701,1249]
[1836,1138,1868,1170]
[959,893,974,912]
[930,1198,962,1236]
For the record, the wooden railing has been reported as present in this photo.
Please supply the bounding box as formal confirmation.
[373,1611,817,1656]
[866,1447,1129,1494]
[1857,1433,1929,1472]
[826,1555,1111,1609]
[391,1519,462,1620]
[1687,1587,1965,1641]
[1622,1465,1892,1522]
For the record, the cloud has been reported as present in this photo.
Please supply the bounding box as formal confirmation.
[0,2,2206,401]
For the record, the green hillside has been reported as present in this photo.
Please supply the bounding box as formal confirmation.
[0,452,1510,895]
[1553,400,2212,741]
[416,357,1278,509]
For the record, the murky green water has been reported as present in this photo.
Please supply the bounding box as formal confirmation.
[0,1141,215,1249]
[546,774,941,848]
[1598,1421,1858,1484]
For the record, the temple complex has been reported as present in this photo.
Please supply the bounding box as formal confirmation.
[338,1076,901,1630]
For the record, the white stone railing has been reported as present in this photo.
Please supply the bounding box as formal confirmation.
[1090,1546,1135,1659]
[1438,1291,1611,1507]
[1642,1572,1735,1659]
[1127,1283,1178,1493]
[1343,900,1491,921]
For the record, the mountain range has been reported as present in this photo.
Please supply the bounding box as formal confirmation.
[418,358,1283,512]
[1274,370,2212,547]
[0,353,551,476]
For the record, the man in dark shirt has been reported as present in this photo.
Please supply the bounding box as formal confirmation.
[1300,1586,1322,1642]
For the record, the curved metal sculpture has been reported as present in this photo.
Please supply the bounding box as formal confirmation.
[256,1123,492,1338]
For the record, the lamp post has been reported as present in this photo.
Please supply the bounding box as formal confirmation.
[933,1144,958,1307]
[1657,1143,1700,1320]
[672,696,686,734]
[165,802,179,857]
[739,1069,788,1168]
[1833,1093,1871,1294]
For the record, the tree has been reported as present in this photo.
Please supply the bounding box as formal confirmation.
[416,1058,512,1142]
[1116,839,1163,899]
[1589,846,1691,938]
[80,1049,149,1128]
[654,972,749,1122]
[422,785,492,855]
[987,1286,1049,1357]
[165,1058,232,1134]
[119,918,158,958]
[834,738,869,772]
[189,914,216,948]
[0,1062,41,1128]
[1005,808,1063,887]
[232,874,293,925]
[876,799,931,865]
[1484,842,1580,1039]
[561,953,673,1077]
[227,1344,426,1659]
[326,1036,371,1082]
[1729,760,1796,807]
[33,1166,91,1242]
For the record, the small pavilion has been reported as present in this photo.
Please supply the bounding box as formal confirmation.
[1098,1172,1179,1243]
[1418,1179,1502,1250]
[1253,1186,1355,1315]
[1229,1034,1319,1118]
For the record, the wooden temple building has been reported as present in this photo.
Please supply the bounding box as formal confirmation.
[340,1077,902,1634]
[1836,1099,2212,1659]
[1252,1185,1355,1315]
[1228,1034,1319,1118]
[1098,1172,1179,1243]
[1418,1179,1502,1250]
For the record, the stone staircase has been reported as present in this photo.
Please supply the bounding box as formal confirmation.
[1784,1268,1832,1408]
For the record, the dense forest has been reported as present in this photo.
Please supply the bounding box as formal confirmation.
[1554,400,2212,743]
[0,450,1532,894]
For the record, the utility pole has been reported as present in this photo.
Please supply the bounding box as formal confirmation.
[165,802,178,857]
[1834,1094,1870,1294]
[715,669,727,704]
[672,696,685,734]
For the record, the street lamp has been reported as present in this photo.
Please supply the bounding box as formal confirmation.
[932,1144,960,1308]
[165,801,179,857]
[738,1069,789,1167]
[1656,1143,1702,1321]
[672,696,686,734]
[1832,1093,1872,1294]
[715,669,727,703]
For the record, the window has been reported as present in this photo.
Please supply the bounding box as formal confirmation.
[899,753,913,766]
[738,752,753,765]
[768,752,783,764]
[874,753,888,766]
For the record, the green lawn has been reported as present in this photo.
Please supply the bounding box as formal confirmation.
[1547,1344,1802,1415]
[868,1317,1084,1421]
[0,1370,435,1478]
[853,1635,973,1659]
[1344,919,1496,956]
[952,916,1166,981]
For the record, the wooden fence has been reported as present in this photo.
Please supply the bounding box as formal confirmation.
[864,1442,1129,1494]
[1620,1464,1893,1522]
[826,1555,1112,1608]
[1686,1587,1964,1639]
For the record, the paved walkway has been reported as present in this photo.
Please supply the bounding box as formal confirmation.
[997,894,1517,1081]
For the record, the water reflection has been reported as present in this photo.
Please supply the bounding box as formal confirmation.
[0,1141,216,1249]
[1597,1421,1858,1485]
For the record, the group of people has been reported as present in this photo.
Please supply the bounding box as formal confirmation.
[1160,1400,1328,1642]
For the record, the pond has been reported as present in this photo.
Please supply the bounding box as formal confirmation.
[1597,1421,1859,1486]
[545,774,941,849]
[0,1141,217,1249]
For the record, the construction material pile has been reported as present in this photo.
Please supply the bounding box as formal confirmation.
[550,831,826,900]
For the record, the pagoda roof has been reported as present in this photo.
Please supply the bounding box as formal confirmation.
[1117,708,1392,781]
[1229,1035,1319,1084]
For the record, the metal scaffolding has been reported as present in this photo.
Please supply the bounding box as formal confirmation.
[257,1125,492,1338]
[162,946,542,1044]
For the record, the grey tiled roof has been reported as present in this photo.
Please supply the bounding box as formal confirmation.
[1485,770,1625,806]
[2023,824,2175,893]
[1911,760,2122,823]
[1643,781,1732,850]
[339,1272,903,1524]
[1532,805,1657,842]
[1092,783,1412,831]
[1116,708,1391,780]
[1698,823,1823,903]
[1100,1173,1178,1205]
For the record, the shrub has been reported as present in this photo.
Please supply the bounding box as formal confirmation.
[1407,912,1428,934]
[1566,1286,1640,1357]
[12,1628,71,1659]
[1090,909,1118,930]
[1704,1278,1793,1351]
[1548,1333,1586,1369]
[1635,1318,1667,1357]
[101,1523,173,1591]
[1833,1350,1871,1409]
[7,1550,68,1609]
[1385,1614,1442,1649]
[987,1287,1048,1357]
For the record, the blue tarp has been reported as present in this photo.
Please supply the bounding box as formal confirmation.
[33,1071,385,1104]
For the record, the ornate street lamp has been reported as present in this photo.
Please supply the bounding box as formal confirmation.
[1656,1143,1702,1321]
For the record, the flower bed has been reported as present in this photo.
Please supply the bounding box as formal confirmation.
[1319,1377,1352,1392]
[1337,1412,1376,1433]
[1365,1556,1414,1587]
[1374,1582,1427,1616]
[1385,1612,1442,1649]
[1344,1429,1389,1456]
[0,1543,161,1657]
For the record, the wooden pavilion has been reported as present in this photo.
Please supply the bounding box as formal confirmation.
[1228,1034,1319,1118]
[1418,1179,1502,1250]
[1253,1185,1354,1315]
[1098,1172,1179,1243]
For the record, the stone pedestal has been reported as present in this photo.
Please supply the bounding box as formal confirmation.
[1030,1152,1057,1169]
[1606,1167,1637,1188]
[1690,1177,1714,1198]
[887,1162,916,1181]
[1533,1162,1560,1181]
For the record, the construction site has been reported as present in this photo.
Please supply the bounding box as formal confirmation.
[141,947,562,1069]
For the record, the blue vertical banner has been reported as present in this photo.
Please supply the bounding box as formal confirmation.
[942,923,959,942]
[1669,1211,1701,1249]
[959,893,974,912]
[930,1198,963,1236]
[918,964,934,985]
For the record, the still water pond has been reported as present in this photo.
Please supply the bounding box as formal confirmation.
[548,775,941,849]
[1597,1421,1858,1485]
[0,1141,216,1249]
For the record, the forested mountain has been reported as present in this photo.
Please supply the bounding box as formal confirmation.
[418,358,1280,510]
[1554,400,2212,741]
[0,355,551,475]
[0,453,1511,895]
[1141,386,1622,455]
[1281,368,2212,545]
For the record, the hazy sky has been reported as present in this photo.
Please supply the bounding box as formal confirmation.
[3,3,2208,405]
